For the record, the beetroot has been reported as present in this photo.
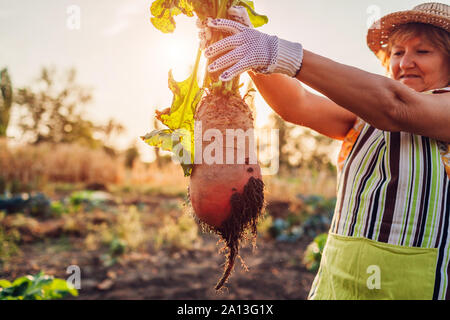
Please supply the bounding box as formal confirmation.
[190,93,265,290]
[146,0,268,291]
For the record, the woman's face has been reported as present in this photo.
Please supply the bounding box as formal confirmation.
[389,35,449,92]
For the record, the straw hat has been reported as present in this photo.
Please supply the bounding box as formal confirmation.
[367,2,450,58]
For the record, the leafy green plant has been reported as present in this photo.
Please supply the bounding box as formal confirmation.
[303,233,328,273]
[98,206,146,267]
[153,213,200,252]
[0,223,21,266]
[68,190,93,208]
[67,190,110,212]
[100,237,128,267]
[0,272,78,300]
[50,200,65,217]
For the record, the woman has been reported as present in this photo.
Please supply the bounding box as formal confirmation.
[201,2,450,299]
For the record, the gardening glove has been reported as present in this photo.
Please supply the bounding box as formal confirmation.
[197,6,252,50]
[202,6,304,82]
[197,18,212,50]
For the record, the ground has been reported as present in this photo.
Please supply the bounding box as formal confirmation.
[2,235,314,300]
[0,186,323,300]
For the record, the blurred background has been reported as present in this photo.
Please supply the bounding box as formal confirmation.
[0,0,425,299]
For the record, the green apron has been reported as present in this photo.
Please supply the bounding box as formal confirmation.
[309,233,438,300]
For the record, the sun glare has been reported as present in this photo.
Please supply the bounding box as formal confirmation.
[158,32,199,81]
[156,26,271,130]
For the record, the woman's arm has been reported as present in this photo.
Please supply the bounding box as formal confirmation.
[297,50,450,141]
[249,71,357,141]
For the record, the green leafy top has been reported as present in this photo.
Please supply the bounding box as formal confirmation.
[150,0,268,33]
[150,0,195,33]
[141,49,203,176]
[236,1,268,28]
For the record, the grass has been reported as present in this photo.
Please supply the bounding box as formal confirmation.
[0,139,123,190]
[263,168,336,205]
[0,225,21,267]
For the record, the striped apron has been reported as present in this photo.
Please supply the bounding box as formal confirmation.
[308,87,450,300]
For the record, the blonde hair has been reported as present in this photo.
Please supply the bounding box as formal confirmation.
[379,23,450,72]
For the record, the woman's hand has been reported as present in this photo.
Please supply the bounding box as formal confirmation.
[199,6,304,82]
[197,6,252,51]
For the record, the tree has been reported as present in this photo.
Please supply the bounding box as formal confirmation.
[124,142,140,168]
[268,112,338,174]
[269,113,291,174]
[14,67,124,149]
[0,68,13,137]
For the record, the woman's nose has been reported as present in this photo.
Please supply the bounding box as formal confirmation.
[399,52,416,69]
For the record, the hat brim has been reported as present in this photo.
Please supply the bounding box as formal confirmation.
[367,9,450,58]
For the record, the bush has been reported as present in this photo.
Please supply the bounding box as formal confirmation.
[0,193,51,218]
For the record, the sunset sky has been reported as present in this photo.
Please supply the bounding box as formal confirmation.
[0,0,427,161]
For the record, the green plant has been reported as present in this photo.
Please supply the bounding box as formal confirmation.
[50,200,66,217]
[153,213,200,252]
[96,206,146,267]
[0,68,13,137]
[303,233,328,272]
[255,212,273,239]
[0,224,21,266]
[100,237,128,267]
[67,190,109,212]
[115,206,146,250]
[68,190,93,207]
[0,272,78,300]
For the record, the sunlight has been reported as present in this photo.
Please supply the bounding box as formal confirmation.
[158,37,192,80]
[157,34,272,130]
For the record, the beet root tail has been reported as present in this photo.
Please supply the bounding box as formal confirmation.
[213,177,265,290]
[215,244,237,290]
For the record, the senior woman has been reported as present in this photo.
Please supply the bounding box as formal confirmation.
[200,2,450,299]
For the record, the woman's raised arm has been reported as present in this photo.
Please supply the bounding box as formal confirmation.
[297,50,450,141]
[249,71,357,141]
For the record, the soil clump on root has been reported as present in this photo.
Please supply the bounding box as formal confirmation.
[193,176,265,290]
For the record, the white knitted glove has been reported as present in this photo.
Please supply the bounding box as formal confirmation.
[197,6,252,50]
[197,18,212,51]
[202,7,303,82]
